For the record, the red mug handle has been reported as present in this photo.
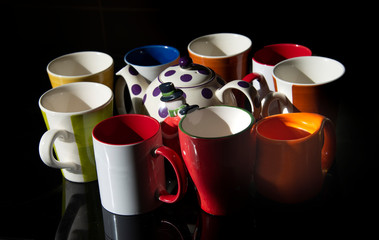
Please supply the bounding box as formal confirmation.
[154,146,188,203]
[242,72,262,83]
[320,118,336,174]
[243,73,271,97]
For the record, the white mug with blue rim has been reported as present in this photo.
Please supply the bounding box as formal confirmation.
[115,45,180,115]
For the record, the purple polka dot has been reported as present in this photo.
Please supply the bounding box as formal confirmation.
[158,106,168,118]
[180,74,192,82]
[182,92,186,99]
[201,88,213,99]
[153,86,161,97]
[142,94,147,104]
[164,70,176,77]
[129,66,139,76]
[238,81,250,88]
[131,84,142,95]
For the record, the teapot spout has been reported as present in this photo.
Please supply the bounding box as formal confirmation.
[115,65,149,115]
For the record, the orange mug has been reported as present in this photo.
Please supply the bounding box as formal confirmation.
[272,56,345,123]
[188,33,252,106]
[252,112,336,203]
[188,33,251,82]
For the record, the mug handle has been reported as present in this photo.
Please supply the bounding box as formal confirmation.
[154,146,188,203]
[261,92,292,117]
[39,129,81,171]
[242,72,271,98]
[215,80,261,121]
[320,118,336,174]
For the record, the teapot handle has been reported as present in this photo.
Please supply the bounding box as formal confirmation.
[215,80,261,121]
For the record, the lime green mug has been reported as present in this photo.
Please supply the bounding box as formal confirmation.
[39,82,113,182]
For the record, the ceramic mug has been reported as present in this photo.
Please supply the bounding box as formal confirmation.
[188,33,252,107]
[39,82,114,183]
[123,45,180,82]
[47,51,114,90]
[249,44,312,92]
[92,114,187,215]
[115,45,180,115]
[252,112,336,203]
[272,56,345,122]
[243,44,311,114]
[188,33,252,82]
[178,106,255,215]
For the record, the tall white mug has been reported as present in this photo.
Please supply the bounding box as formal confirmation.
[39,82,113,183]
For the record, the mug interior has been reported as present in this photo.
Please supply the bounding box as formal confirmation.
[273,56,345,85]
[180,106,253,138]
[256,113,321,141]
[124,45,179,67]
[47,51,113,77]
[93,115,160,145]
[40,82,112,113]
[253,44,311,66]
[188,33,252,57]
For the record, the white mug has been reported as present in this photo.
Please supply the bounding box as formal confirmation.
[39,82,113,183]
[92,114,187,215]
[244,44,311,114]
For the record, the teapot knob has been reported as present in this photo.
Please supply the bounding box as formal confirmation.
[179,56,193,69]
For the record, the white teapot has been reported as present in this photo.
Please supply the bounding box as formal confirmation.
[115,56,261,122]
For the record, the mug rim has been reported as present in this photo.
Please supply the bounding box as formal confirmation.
[187,33,252,59]
[179,105,254,139]
[255,112,324,142]
[39,82,113,116]
[124,45,180,67]
[252,43,312,66]
[47,51,114,78]
[92,114,160,146]
[273,56,345,86]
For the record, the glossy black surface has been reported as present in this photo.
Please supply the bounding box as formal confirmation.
[3,1,376,239]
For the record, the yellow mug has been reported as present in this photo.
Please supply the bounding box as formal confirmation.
[47,51,114,90]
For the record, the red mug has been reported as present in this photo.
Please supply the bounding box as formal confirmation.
[178,106,255,215]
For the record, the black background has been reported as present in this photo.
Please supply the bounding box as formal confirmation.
[2,0,377,238]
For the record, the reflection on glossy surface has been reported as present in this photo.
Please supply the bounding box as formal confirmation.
[102,208,190,240]
[194,211,256,239]
[55,180,103,240]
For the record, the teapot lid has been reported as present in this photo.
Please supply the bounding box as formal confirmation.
[158,57,215,88]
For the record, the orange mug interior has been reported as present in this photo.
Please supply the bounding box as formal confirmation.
[256,113,323,141]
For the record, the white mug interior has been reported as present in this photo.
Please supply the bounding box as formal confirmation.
[188,33,252,57]
[180,106,253,138]
[47,51,113,77]
[273,56,345,85]
[39,82,113,113]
